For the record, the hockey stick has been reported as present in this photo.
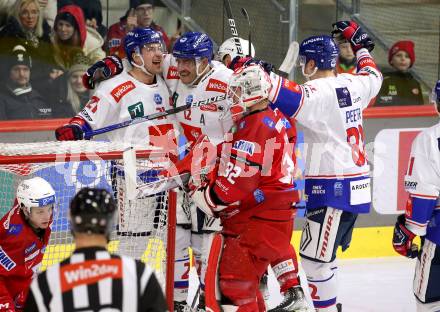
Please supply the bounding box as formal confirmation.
[240,8,252,56]
[223,0,244,56]
[279,40,299,75]
[83,94,226,139]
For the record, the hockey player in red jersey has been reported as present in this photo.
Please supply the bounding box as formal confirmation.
[187,65,300,311]
[0,177,55,312]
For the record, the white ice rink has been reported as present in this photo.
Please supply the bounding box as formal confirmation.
[188,256,418,312]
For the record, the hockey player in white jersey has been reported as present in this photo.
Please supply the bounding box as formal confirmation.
[162,32,234,311]
[55,27,176,261]
[266,21,382,311]
[392,80,440,312]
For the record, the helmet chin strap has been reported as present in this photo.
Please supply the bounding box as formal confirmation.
[131,53,154,77]
[188,58,210,86]
[301,63,318,81]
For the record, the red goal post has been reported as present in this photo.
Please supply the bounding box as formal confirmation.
[0,140,176,309]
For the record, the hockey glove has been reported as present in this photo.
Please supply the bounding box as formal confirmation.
[392,214,418,258]
[331,21,375,52]
[82,55,123,89]
[229,56,275,74]
[55,117,88,141]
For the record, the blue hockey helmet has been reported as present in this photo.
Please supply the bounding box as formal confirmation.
[172,32,213,61]
[299,35,339,70]
[124,27,163,62]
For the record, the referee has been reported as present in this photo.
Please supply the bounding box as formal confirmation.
[24,187,168,312]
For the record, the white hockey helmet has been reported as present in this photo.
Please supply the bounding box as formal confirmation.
[217,37,256,62]
[17,177,56,215]
[227,64,272,115]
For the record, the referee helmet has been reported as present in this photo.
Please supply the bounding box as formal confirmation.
[69,188,116,236]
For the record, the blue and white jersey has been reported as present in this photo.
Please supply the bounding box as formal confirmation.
[269,49,382,213]
[404,122,440,245]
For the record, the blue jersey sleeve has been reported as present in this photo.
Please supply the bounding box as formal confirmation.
[268,75,303,118]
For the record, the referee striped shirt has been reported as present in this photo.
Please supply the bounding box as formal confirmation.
[24,247,168,312]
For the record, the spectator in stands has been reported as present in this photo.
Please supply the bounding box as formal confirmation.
[336,41,356,74]
[0,46,56,120]
[58,0,107,39]
[52,4,105,71]
[51,53,92,117]
[0,0,55,86]
[376,40,424,106]
[106,0,170,57]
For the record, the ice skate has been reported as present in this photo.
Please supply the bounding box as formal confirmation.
[174,301,192,312]
[268,286,310,312]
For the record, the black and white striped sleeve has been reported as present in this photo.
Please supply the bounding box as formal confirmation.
[137,262,168,312]
[24,274,50,312]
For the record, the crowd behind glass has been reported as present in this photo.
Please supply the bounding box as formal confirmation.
[0,0,427,121]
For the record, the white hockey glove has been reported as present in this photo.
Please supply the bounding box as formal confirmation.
[191,184,227,217]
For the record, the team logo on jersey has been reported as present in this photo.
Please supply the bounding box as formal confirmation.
[85,96,99,114]
[334,182,343,197]
[263,117,275,129]
[206,78,227,93]
[25,243,37,255]
[154,93,162,105]
[232,140,255,156]
[60,259,123,292]
[336,87,352,108]
[186,95,193,106]
[128,102,144,119]
[167,66,179,79]
[0,246,16,271]
[253,189,265,203]
[281,118,291,129]
[7,224,22,235]
[111,81,136,102]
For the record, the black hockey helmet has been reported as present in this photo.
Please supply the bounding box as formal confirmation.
[69,188,116,236]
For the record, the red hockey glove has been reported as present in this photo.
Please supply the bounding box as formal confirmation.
[331,20,375,52]
[392,214,418,258]
[55,117,88,141]
[229,56,274,74]
[82,55,123,89]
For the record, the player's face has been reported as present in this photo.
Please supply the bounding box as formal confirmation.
[136,4,153,27]
[10,65,30,87]
[19,2,39,30]
[338,42,355,62]
[70,71,86,93]
[56,20,75,41]
[176,58,198,84]
[140,43,164,74]
[28,204,53,229]
[390,51,411,71]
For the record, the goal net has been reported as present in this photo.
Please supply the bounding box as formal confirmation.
[0,141,177,307]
